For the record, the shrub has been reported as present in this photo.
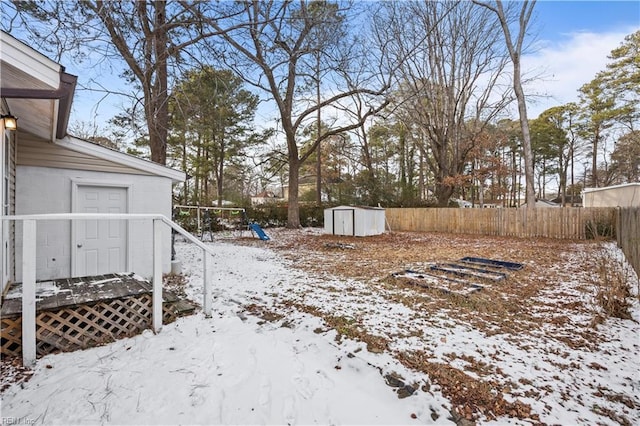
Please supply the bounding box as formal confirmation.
[585,219,616,239]
[246,204,324,228]
[590,245,634,326]
[585,210,617,239]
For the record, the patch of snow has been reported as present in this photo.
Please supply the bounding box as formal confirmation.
[1,238,454,425]
[3,280,72,301]
[2,232,638,425]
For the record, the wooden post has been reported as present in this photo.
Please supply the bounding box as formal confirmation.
[203,250,212,317]
[197,207,201,237]
[616,207,621,248]
[22,219,37,367]
[152,219,163,333]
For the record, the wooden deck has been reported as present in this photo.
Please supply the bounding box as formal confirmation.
[1,273,195,359]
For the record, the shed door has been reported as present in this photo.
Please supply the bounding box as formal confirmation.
[75,185,128,276]
[333,209,354,236]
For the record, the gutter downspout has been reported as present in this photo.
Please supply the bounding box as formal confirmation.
[1,71,77,139]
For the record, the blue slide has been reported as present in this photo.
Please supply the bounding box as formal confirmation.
[249,223,270,241]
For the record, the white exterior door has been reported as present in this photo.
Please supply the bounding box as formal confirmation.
[75,185,128,276]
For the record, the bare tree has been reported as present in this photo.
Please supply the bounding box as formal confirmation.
[473,0,537,207]
[197,1,391,227]
[5,1,232,165]
[382,1,512,206]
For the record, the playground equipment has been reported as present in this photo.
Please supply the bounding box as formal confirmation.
[174,206,248,240]
[249,223,270,240]
[173,205,270,241]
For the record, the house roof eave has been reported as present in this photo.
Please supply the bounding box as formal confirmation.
[58,136,186,183]
[1,31,77,140]
[583,182,640,194]
[2,71,78,140]
[1,31,62,87]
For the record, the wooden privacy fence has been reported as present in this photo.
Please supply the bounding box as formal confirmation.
[617,208,640,278]
[385,207,617,240]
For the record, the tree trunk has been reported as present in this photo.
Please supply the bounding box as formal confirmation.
[510,148,517,207]
[559,169,565,206]
[360,127,378,205]
[474,0,537,208]
[148,1,168,165]
[570,145,575,204]
[182,137,188,205]
[215,131,225,207]
[419,147,426,200]
[399,128,408,202]
[435,183,454,207]
[315,53,322,206]
[287,155,301,228]
[592,130,600,187]
[217,157,224,207]
[513,62,536,208]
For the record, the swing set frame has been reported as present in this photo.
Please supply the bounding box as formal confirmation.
[174,205,248,240]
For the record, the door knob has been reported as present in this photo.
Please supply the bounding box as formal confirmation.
[77,243,83,248]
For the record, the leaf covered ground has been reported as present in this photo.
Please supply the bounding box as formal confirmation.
[2,228,638,425]
[232,228,640,425]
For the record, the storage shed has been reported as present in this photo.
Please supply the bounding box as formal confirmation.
[583,183,640,207]
[324,206,386,236]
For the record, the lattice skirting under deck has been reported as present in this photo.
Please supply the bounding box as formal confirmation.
[1,295,185,359]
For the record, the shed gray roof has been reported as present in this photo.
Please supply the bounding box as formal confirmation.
[325,205,385,211]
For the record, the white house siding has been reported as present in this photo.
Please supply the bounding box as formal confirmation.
[17,136,153,176]
[15,166,174,281]
[583,184,640,208]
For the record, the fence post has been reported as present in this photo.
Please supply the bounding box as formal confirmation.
[197,207,201,237]
[616,207,621,248]
[22,219,37,367]
[152,219,163,333]
[203,250,212,317]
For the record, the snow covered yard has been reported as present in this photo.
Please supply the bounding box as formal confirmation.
[1,228,639,425]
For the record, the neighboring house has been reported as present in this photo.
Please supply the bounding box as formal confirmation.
[451,198,473,208]
[520,199,560,208]
[583,183,640,208]
[1,31,184,293]
[282,174,316,201]
[250,190,282,206]
[550,195,582,207]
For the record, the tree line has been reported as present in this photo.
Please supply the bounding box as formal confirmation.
[3,1,638,227]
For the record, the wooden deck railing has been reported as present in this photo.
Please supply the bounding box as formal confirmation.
[2,213,216,367]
